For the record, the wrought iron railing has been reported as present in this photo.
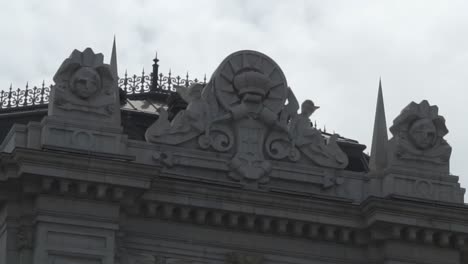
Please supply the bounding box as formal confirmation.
[0,54,206,113]
[0,82,51,111]
[1,71,205,113]
[119,70,206,101]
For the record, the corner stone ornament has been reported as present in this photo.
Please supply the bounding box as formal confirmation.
[388,100,451,173]
[49,48,118,122]
[42,47,124,155]
[145,50,348,183]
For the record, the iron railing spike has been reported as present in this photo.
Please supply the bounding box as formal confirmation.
[1,69,205,112]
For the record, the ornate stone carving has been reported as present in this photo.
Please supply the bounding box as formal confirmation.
[145,50,349,183]
[286,100,348,168]
[16,226,33,250]
[388,100,451,172]
[152,150,174,167]
[49,48,119,124]
[226,252,263,264]
[145,83,209,145]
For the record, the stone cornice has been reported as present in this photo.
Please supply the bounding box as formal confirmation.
[8,148,155,189]
[0,134,467,251]
[126,197,468,249]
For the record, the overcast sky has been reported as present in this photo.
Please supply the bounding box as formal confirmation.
[1,0,467,198]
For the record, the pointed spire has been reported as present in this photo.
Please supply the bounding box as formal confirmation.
[110,35,118,80]
[369,78,388,172]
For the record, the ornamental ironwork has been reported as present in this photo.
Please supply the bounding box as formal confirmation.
[0,82,50,111]
[1,69,206,113]
[118,69,206,101]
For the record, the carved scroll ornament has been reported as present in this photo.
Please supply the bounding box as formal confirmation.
[145,50,349,183]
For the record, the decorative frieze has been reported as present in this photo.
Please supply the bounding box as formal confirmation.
[40,177,130,202]
[137,200,468,250]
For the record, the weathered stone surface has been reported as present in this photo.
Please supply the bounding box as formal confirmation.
[41,47,128,157]
[0,48,467,264]
[366,97,465,203]
[48,48,120,125]
[146,50,348,185]
[388,100,451,175]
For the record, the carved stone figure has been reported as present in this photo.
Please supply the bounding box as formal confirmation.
[48,48,120,125]
[288,100,348,168]
[145,50,349,184]
[388,100,451,173]
[279,86,300,125]
[70,67,101,99]
[408,118,437,150]
[145,83,209,145]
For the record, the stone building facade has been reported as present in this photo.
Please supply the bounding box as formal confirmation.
[0,44,467,264]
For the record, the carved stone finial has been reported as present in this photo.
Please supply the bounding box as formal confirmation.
[369,79,388,172]
[388,100,451,174]
[48,47,120,126]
